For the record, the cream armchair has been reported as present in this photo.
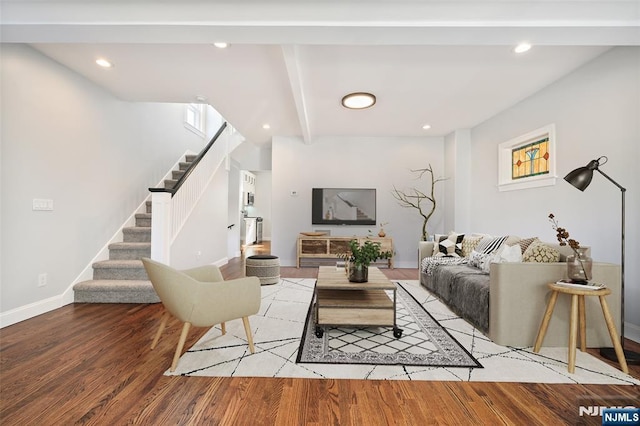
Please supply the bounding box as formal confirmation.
[142,258,261,372]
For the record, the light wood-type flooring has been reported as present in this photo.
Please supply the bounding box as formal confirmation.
[1,242,638,425]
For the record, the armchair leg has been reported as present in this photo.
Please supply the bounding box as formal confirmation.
[170,322,192,372]
[151,311,170,350]
[242,316,255,354]
[221,322,226,335]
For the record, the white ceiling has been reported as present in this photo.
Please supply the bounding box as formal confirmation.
[2,1,638,146]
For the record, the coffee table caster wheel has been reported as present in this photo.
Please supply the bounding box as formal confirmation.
[393,328,403,338]
[315,327,324,338]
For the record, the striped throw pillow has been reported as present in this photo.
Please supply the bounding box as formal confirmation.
[475,235,509,254]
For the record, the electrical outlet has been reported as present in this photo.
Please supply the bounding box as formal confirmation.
[196,251,202,259]
[38,273,47,287]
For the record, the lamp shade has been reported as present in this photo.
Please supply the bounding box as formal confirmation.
[564,159,600,191]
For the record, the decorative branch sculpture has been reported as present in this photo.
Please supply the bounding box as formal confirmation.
[391,164,446,241]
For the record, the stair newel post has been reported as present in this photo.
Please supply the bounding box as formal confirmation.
[151,191,172,264]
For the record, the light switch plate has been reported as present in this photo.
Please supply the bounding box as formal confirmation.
[33,199,54,211]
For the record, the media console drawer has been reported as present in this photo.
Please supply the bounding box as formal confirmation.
[297,235,393,268]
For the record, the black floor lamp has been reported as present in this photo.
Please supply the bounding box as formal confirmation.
[564,156,640,365]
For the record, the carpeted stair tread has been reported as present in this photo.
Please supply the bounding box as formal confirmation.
[74,280,160,303]
[134,213,151,227]
[124,226,151,232]
[123,227,151,242]
[109,242,151,248]
[92,259,148,280]
[108,242,151,260]
[93,259,145,268]
[172,170,186,179]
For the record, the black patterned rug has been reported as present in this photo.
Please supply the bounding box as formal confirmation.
[296,283,482,368]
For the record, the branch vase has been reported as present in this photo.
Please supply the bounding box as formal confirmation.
[566,247,592,283]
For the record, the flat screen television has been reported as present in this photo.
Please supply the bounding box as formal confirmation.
[312,188,376,225]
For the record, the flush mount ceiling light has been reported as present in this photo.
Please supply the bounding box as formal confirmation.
[213,42,229,49]
[341,92,376,109]
[422,124,432,130]
[514,42,532,54]
[95,58,113,68]
[262,123,271,130]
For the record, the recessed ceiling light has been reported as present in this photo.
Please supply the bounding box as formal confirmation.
[341,92,376,109]
[262,123,271,130]
[213,42,229,49]
[514,43,532,54]
[422,124,431,130]
[95,58,113,68]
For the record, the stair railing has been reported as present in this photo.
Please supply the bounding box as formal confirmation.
[149,122,229,263]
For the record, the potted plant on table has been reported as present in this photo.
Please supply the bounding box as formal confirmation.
[339,239,393,283]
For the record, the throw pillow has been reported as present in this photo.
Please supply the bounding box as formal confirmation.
[523,241,560,263]
[516,237,539,254]
[504,235,522,246]
[434,232,465,257]
[475,235,509,254]
[468,249,491,271]
[493,244,523,263]
[431,234,448,256]
[461,235,484,257]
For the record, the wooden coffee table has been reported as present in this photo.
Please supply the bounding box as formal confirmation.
[313,266,402,338]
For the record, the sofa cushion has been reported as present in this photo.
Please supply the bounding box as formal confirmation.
[523,241,560,262]
[420,264,490,333]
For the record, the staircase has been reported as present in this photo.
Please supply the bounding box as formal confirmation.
[73,155,196,303]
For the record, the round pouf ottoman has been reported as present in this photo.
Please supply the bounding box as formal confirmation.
[246,255,280,286]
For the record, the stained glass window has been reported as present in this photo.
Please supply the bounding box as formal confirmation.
[511,137,550,180]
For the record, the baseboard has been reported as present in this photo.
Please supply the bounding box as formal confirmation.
[0,295,65,328]
[625,321,640,344]
[213,257,229,268]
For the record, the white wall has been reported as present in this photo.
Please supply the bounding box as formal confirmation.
[254,171,273,241]
[467,47,640,337]
[1,44,207,315]
[444,129,472,235]
[170,164,230,269]
[271,136,445,268]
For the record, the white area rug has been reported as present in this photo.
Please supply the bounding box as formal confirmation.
[166,279,639,385]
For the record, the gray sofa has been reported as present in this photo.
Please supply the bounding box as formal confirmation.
[418,241,622,347]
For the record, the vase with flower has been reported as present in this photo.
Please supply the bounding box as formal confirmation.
[378,222,389,238]
[549,213,592,283]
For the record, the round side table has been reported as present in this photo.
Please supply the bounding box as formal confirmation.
[533,282,628,374]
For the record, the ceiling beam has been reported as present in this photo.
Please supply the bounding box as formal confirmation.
[282,45,312,144]
[2,1,639,45]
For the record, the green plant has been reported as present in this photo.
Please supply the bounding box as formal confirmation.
[339,239,393,267]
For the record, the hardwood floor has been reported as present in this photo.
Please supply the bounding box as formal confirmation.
[1,243,638,425]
